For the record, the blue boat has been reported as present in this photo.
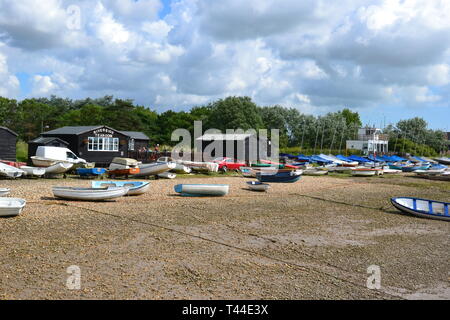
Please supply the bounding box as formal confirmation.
[76,168,106,177]
[91,181,150,195]
[256,170,301,183]
[391,197,450,222]
[401,164,431,172]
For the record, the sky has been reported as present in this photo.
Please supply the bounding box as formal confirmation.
[0,0,449,130]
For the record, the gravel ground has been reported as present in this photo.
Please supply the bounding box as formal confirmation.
[0,173,449,300]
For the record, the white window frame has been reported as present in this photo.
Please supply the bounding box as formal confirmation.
[88,137,119,152]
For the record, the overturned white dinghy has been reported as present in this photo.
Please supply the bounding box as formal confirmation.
[174,184,229,197]
[134,162,176,177]
[179,160,219,173]
[0,162,24,178]
[45,162,73,174]
[0,188,10,196]
[20,166,46,177]
[351,168,378,176]
[0,198,26,217]
[91,181,150,196]
[53,186,129,201]
[157,171,177,179]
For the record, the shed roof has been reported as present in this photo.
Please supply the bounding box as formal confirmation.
[29,136,69,145]
[0,126,18,136]
[120,131,149,140]
[42,126,104,135]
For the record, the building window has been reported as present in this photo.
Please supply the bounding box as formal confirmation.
[129,139,135,151]
[88,137,119,152]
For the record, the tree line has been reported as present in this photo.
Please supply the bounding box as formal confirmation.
[0,95,447,155]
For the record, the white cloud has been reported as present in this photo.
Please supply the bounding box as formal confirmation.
[0,0,448,115]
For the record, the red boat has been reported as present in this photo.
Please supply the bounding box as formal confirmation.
[0,160,27,168]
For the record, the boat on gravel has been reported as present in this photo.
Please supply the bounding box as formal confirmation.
[0,188,10,196]
[157,157,192,173]
[20,166,46,177]
[45,162,73,174]
[107,168,140,178]
[52,186,129,201]
[303,168,328,176]
[351,168,378,176]
[174,184,229,196]
[256,169,302,183]
[246,181,270,192]
[0,162,24,178]
[0,198,26,217]
[134,162,176,177]
[91,181,150,196]
[157,171,177,179]
[391,197,450,222]
[76,167,106,177]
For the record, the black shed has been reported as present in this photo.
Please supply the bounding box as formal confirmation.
[0,127,18,161]
[196,133,271,163]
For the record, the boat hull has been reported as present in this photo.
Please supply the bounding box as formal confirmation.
[174,184,229,196]
[91,181,150,196]
[53,187,129,201]
[157,172,177,179]
[0,188,10,196]
[391,197,450,222]
[134,162,175,177]
[107,168,140,177]
[0,198,26,217]
[45,162,73,174]
[351,169,377,176]
[246,181,270,192]
[20,166,46,177]
[256,171,302,183]
[76,168,106,177]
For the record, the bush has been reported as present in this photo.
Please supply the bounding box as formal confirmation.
[16,140,28,162]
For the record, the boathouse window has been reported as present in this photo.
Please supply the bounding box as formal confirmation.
[88,137,119,152]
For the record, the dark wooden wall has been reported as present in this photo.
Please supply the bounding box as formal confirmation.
[0,128,17,161]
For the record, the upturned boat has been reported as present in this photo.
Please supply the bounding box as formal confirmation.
[45,162,73,174]
[174,184,229,196]
[256,169,302,183]
[0,162,24,178]
[391,197,450,222]
[157,171,177,179]
[351,168,378,176]
[52,186,129,201]
[91,181,150,196]
[246,181,270,192]
[0,198,26,217]
[0,188,10,196]
[76,168,106,177]
[134,162,176,177]
[20,166,46,177]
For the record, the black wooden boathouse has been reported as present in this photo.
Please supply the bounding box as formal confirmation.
[30,126,150,166]
[0,127,18,161]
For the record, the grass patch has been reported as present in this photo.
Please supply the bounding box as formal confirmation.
[16,140,28,162]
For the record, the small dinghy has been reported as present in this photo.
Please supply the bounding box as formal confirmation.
[0,188,10,196]
[157,171,177,179]
[351,168,378,176]
[256,170,302,183]
[20,166,46,177]
[247,181,270,192]
[45,162,73,174]
[0,162,24,178]
[174,184,229,197]
[134,162,176,177]
[303,169,328,176]
[0,198,26,217]
[91,181,150,196]
[391,197,450,222]
[76,167,106,177]
[53,186,129,201]
[107,168,140,179]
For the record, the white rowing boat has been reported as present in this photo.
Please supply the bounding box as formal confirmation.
[157,171,177,179]
[91,181,150,196]
[134,162,176,177]
[45,162,73,174]
[0,188,10,196]
[247,181,270,192]
[351,168,378,176]
[303,169,328,176]
[0,162,24,178]
[0,198,26,217]
[53,186,129,201]
[174,184,229,196]
[20,166,46,177]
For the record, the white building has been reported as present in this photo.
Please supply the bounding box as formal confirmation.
[346,127,389,155]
